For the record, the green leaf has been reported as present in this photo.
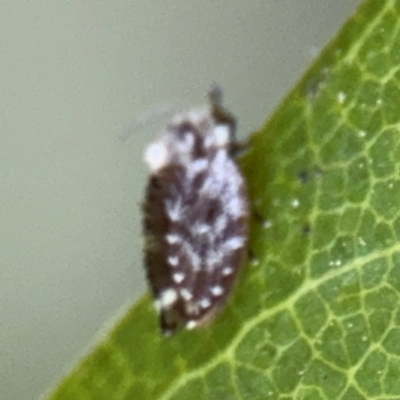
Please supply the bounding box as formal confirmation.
[48,1,400,398]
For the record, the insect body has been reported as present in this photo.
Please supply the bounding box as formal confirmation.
[143,88,249,335]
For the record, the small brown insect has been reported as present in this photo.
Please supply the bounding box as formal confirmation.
[143,88,249,335]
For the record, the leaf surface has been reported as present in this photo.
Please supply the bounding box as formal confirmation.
[49,1,400,398]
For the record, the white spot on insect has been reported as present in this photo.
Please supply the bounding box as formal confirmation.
[206,252,224,270]
[182,242,202,271]
[204,134,215,149]
[215,215,228,233]
[214,124,230,147]
[222,266,233,276]
[166,234,181,244]
[193,223,211,235]
[198,151,229,195]
[191,158,208,174]
[185,302,200,315]
[199,297,211,309]
[165,199,182,221]
[223,236,246,250]
[210,285,224,297]
[180,288,193,301]
[186,320,198,330]
[144,141,169,172]
[173,272,185,283]
[168,256,179,266]
[225,195,247,218]
[176,132,195,154]
[156,288,178,311]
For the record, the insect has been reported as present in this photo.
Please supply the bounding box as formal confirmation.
[143,87,249,335]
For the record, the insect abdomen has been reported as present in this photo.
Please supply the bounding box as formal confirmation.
[143,88,249,335]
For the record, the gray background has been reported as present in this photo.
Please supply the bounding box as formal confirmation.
[1,1,360,399]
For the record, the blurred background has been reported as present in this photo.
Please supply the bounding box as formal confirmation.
[1,1,360,399]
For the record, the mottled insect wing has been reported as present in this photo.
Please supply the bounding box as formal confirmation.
[143,87,249,335]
